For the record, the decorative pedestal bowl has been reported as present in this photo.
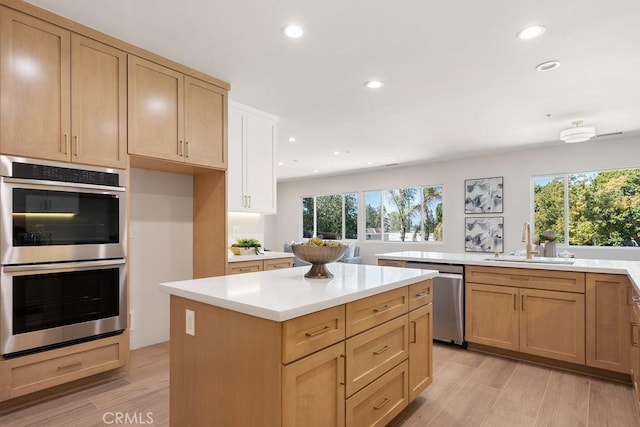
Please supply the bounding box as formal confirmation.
[291,244,347,279]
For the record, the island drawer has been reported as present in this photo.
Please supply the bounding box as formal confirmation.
[466,266,586,293]
[346,287,409,336]
[409,280,433,310]
[263,258,293,270]
[282,305,346,363]
[345,360,409,427]
[345,314,408,396]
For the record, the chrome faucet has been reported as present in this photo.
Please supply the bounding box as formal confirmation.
[521,222,539,260]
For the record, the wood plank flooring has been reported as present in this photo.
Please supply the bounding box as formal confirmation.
[0,341,638,426]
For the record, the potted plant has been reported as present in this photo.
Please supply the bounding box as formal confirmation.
[230,238,262,255]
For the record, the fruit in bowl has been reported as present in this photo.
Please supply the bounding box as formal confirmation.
[291,239,347,279]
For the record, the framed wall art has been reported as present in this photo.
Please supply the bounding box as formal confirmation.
[464,176,503,214]
[465,216,504,253]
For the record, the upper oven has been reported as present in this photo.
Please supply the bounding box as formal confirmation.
[0,155,126,265]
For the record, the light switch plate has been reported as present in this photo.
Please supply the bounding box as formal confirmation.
[185,309,195,336]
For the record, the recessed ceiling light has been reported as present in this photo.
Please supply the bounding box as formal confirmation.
[365,80,383,89]
[282,25,304,39]
[333,151,340,155]
[517,25,546,40]
[278,161,284,166]
[288,137,296,142]
[313,169,318,173]
[535,60,560,72]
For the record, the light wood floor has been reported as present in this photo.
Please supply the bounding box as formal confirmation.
[0,341,638,426]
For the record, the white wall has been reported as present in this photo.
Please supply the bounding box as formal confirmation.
[267,134,640,263]
[129,168,193,350]
[228,212,265,247]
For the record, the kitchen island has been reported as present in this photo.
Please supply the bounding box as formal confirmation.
[160,262,437,426]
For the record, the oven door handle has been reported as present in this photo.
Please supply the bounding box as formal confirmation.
[3,259,126,273]
[2,177,125,193]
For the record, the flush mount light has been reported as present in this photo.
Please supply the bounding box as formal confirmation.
[365,80,383,89]
[535,60,561,72]
[282,25,304,38]
[560,120,596,143]
[517,25,546,40]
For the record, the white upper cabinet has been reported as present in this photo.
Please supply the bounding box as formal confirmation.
[228,101,278,213]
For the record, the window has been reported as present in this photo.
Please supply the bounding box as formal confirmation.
[534,168,640,247]
[301,193,358,240]
[365,185,443,242]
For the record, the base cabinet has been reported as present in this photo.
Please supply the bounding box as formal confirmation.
[409,303,433,400]
[227,257,294,275]
[630,292,640,405]
[586,273,631,373]
[465,267,586,365]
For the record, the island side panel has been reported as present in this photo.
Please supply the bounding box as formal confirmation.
[170,295,282,426]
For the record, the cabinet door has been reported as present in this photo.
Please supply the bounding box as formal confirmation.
[409,303,432,401]
[71,35,126,168]
[282,342,345,427]
[465,283,519,351]
[128,55,183,162]
[630,301,640,402]
[184,76,226,169]
[245,112,276,213]
[227,105,245,210]
[586,273,631,373]
[0,8,70,161]
[520,288,585,364]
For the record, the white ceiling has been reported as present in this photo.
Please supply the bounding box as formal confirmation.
[26,0,640,181]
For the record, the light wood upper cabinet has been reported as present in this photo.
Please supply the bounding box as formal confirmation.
[586,273,631,373]
[70,34,127,168]
[0,7,70,162]
[128,56,226,169]
[228,101,277,213]
[0,8,126,168]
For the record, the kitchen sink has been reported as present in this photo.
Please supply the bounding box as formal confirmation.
[483,257,575,265]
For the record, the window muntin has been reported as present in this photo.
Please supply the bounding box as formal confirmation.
[533,168,640,247]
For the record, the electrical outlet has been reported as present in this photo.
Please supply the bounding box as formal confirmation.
[185,309,195,336]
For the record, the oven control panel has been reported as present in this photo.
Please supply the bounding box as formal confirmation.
[12,162,120,187]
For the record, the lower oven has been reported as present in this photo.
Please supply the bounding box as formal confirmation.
[1,259,127,357]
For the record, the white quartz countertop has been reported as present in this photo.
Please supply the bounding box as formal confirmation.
[374,251,640,290]
[160,263,436,321]
[227,250,295,262]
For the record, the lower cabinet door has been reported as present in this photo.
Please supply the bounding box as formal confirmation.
[282,342,345,427]
[520,288,585,364]
[346,360,409,427]
[465,283,519,351]
[409,303,433,400]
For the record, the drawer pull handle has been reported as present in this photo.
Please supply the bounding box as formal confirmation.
[373,345,390,355]
[58,361,82,371]
[373,397,391,410]
[373,305,390,313]
[415,290,430,298]
[632,296,640,303]
[305,326,331,337]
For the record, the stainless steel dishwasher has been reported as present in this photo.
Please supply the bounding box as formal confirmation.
[406,262,465,345]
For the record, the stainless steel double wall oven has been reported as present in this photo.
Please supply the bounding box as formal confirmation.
[0,156,127,357]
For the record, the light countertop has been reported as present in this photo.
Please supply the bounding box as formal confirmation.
[374,251,640,290]
[160,262,437,321]
[227,250,295,263]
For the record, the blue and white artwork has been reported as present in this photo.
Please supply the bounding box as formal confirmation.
[465,176,503,214]
[465,217,504,253]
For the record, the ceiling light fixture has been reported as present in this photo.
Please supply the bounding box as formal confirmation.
[282,25,304,39]
[517,25,546,40]
[365,80,383,89]
[535,60,560,72]
[560,120,596,143]
[288,137,296,142]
